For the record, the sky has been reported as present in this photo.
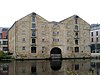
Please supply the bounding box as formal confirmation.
[0,0,100,27]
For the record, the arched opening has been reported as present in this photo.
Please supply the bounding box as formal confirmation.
[50,47,62,59]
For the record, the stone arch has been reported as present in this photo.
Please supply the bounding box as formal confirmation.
[50,47,62,59]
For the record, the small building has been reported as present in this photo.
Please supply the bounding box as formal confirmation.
[90,24,100,53]
[8,12,91,59]
[0,27,9,52]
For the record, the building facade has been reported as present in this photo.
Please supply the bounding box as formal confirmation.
[8,12,91,59]
[0,27,9,52]
[90,24,100,53]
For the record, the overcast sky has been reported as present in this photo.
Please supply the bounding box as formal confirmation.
[0,0,100,27]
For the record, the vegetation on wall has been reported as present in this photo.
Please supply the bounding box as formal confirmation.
[0,51,12,59]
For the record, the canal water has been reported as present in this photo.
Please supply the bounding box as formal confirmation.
[0,59,100,75]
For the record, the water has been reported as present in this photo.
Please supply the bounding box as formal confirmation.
[0,59,99,75]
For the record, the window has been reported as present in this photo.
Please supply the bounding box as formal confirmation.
[75,25,78,31]
[67,46,69,50]
[3,47,8,51]
[32,13,36,22]
[75,47,79,52]
[31,47,36,53]
[32,39,36,43]
[75,40,78,45]
[53,38,59,42]
[75,32,78,38]
[42,39,45,42]
[22,38,25,42]
[67,39,69,42]
[32,31,36,37]
[75,16,78,24]
[75,64,79,70]
[22,46,25,50]
[42,46,45,50]
[96,37,98,42]
[96,31,98,36]
[91,32,93,36]
[91,38,93,42]
[53,32,59,36]
[3,41,8,45]
[32,23,36,29]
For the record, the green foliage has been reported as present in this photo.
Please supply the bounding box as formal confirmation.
[0,51,12,59]
[0,51,5,58]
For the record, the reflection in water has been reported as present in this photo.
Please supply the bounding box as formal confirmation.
[0,64,9,75]
[50,60,62,71]
[0,59,100,75]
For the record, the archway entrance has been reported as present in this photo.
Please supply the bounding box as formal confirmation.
[50,47,62,59]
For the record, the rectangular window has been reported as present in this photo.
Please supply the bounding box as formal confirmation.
[75,18,78,24]
[75,32,78,38]
[3,41,8,45]
[96,31,98,36]
[31,47,36,53]
[32,38,36,43]
[42,39,45,42]
[32,23,36,29]
[75,25,78,31]
[75,16,78,24]
[53,32,59,36]
[3,47,8,51]
[22,46,25,50]
[75,40,78,45]
[53,38,59,42]
[75,64,79,70]
[91,38,93,42]
[42,46,45,50]
[32,15,35,22]
[75,47,79,52]
[91,32,93,36]
[96,37,98,42]
[32,31,36,37]
[22,38,25,42]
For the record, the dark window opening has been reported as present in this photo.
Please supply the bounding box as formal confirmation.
[22,46,25,50]
[75,25,78,31]
[75,16,78,24]
[75,47,79,52]
[96,37,98,42]
[75,32,78,38]
[75,40,78,45]
[31,47,36,53]
[91,38,93,42]
[22,38,25,42]
[3,47,8,51]
[32,13,36,22]
[91,32,93,36]
[32,23,36,29]
[96,31,98,36]
[32,39,36,43]
[32,31,36,36]
[3,41,8,45]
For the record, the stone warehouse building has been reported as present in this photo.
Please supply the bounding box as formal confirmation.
[8,12,91,59]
